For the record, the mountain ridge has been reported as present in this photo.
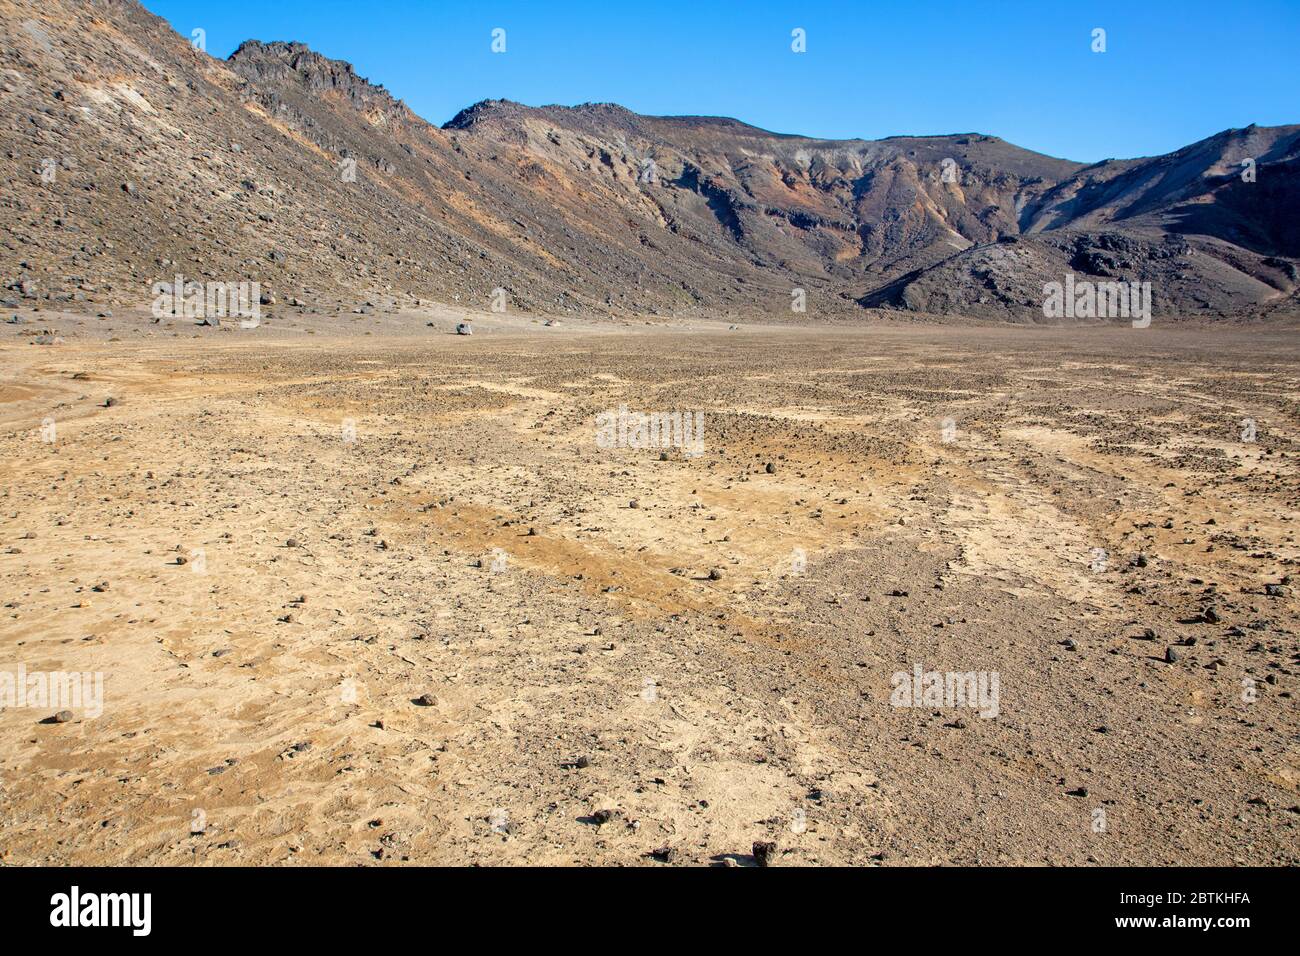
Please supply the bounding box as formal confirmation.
[2,0,1297,322]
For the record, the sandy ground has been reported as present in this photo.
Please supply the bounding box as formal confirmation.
[1,310,1298,866]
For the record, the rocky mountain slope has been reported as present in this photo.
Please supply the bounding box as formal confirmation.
[2,0,1297,321]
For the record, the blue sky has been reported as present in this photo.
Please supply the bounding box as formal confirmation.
[143,0,1299,163]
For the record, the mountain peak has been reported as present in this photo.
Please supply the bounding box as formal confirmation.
[442,98,526,130]
[228,39,405,116]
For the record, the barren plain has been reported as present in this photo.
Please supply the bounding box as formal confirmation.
[1,310,1298,865]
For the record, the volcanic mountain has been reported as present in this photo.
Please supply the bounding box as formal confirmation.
[2,0,1298,321]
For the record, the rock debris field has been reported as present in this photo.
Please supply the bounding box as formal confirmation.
[1,313,1297,865]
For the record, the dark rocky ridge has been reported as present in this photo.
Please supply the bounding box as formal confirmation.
[1,0,1297,321]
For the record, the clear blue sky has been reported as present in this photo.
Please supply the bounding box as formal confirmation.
[142,0,1299,163]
